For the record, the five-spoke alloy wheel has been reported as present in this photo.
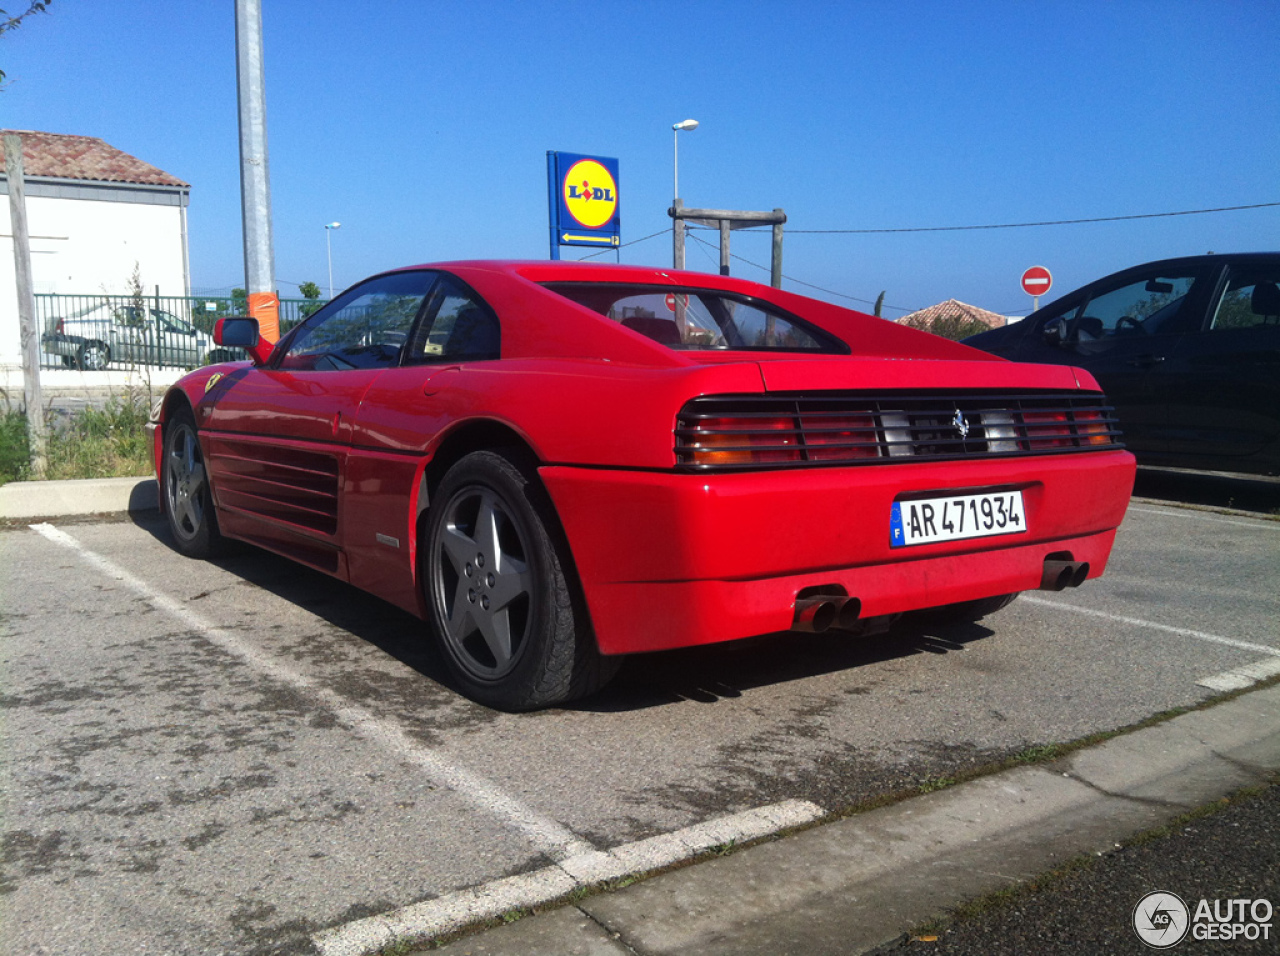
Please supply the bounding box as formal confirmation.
[425,450,617,710]
[162,407,224,558]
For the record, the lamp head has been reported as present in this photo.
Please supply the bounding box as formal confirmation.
[672,119,699,132]
[325,222,341,230]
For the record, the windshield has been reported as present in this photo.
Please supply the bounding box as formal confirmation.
[543,283,844,352]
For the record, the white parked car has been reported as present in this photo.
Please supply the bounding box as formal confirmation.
[43,304,217,370]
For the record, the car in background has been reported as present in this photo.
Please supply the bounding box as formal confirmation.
[148,261,1134,710]
[964,253,1280,476]
[43,303,217,370]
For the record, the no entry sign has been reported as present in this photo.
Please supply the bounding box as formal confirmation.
[1021,266,1053,297]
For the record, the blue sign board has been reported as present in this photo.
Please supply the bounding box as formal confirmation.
[547,151,621,258]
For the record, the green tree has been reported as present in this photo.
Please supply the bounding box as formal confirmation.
[298,281,322,300]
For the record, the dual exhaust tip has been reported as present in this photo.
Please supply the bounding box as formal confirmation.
[1041,556,1090,591]
[793,595,863,633]
[793,554,1089,632]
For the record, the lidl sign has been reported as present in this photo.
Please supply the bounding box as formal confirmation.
[547,151,620,257]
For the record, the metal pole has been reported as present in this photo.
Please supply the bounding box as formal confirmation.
[326,228,334,299]
[235,0,277,330]
[673,128,679,201]
[719,220,730,276]
[4,133,47,477]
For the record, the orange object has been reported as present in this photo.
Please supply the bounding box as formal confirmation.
[247,291,280,343]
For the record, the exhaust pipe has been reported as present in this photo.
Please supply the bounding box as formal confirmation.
[836,597,863,631]
[1040,557,1090,591]
[793,595,864,633]
[793,597,839,632]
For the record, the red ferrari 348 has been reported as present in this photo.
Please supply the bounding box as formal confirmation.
[149,261,1135,710]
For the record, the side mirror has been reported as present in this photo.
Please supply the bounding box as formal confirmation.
[1041,316,1070,347]
[214,316,273,365]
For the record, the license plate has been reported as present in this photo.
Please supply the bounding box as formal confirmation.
[890,490,1026,548]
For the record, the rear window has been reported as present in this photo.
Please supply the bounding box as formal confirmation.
[543,283,845,353]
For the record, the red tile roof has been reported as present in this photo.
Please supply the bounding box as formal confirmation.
[0,129,188,187]
[897,299,1007,330]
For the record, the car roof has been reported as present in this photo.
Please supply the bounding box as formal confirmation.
[383,259,784,295]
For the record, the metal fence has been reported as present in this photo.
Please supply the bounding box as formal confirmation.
[35,293,326,371]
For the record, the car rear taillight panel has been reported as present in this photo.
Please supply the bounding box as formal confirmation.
[675,392,1123,471]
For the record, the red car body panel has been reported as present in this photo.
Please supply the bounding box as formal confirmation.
[153,261,1135,660]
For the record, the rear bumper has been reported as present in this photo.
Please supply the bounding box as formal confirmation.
[540,450,1135,654]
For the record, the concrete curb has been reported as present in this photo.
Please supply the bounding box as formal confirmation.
[399,684,1280,956]
[0,476,157,520]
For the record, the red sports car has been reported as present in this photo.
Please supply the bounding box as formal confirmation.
[149,261,1135,710]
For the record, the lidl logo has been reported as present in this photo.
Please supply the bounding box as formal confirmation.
[562,159,618,229]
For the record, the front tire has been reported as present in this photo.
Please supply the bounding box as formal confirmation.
[424,449,618,710]
[162,407,226,558]
[77,341,110,371]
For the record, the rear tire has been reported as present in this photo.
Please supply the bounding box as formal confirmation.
[423,449,619,711]
[162,407,226,558]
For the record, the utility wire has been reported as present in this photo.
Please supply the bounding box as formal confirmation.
[686,233,912,312]
[751,201,1280,235]
[574,228,669,261]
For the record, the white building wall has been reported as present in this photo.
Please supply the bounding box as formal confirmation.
[1,193,188,370]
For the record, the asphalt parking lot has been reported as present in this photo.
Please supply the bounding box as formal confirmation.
[0,473,1277,955]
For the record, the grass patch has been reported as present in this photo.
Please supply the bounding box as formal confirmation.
[0,394,153,486]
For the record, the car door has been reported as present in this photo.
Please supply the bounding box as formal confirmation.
[1157,261,1280,470]
[200,270,437,565]
[342,273,503,609]
[1009,264,1219,457]
[151,309,201,367]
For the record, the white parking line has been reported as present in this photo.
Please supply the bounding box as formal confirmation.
[1197,657,1280,693]
[29,522,595,861]
[1021,595,1280,657]
[311,798,826,956]
[1129,505,1280,530]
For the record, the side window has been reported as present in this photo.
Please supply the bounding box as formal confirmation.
[1074,271,1203,341]
[279,271,433,371]
[406,275,500,363]
[1209,269,1280,331]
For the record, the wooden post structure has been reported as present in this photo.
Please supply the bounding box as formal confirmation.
[4,133,47,476]
[770,209,785,290]
[668,205,787,287]
[671,198,686,270]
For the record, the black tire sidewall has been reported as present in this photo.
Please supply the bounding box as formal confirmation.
[162,408,220,558]
[424,450,575,710]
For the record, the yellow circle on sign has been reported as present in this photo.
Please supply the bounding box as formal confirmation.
[563,159,618,229]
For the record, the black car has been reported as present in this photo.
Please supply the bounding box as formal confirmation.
[964,253,1280,476]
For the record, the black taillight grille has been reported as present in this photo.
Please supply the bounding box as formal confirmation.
[675,392,1122,470]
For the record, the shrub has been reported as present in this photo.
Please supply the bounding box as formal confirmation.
[0,409,31,485]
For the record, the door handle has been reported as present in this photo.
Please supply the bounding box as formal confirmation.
[1126,355,1166,368]
[422,365,462,396]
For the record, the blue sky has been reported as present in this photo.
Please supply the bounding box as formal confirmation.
[4,0,1277,316]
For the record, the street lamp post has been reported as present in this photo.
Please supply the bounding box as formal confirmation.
[324,221,341,298]
[671,119,698,269]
